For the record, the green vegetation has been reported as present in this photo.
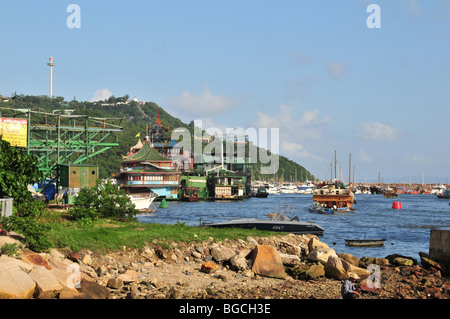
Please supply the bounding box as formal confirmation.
[0,138,43,204]
[46,215,279,253]
[0,94,316,181]
[67,179,138,223]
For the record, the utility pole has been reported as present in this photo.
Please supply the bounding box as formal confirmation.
[47,57,55,99]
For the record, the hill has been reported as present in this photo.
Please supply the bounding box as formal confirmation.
[0,94,316,182]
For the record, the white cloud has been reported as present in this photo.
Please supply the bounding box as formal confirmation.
[166,87,237,117]
[358,149,373,163]
[324,61,345,78]
[356,122,399,141]
[405,154,434,165]
[252,105,329,161]
[90,88,112,102]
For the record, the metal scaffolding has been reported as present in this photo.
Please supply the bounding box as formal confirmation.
[0,106,123,181]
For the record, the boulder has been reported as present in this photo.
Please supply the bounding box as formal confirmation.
[307,248,337,264]
[306,263,325,279]
[210,245,235,262]
[308,237,329,252]
[0,263,36,299]
[393,257,414,267]
[107,278,124,289]
[386,254,417,266]
[340,253,360,267]
[324,255,347,280]
[117,269,138,283]
[230,255,248,270]
[279,253,301,266]
[247,245,286,279]
[28,266,63,298]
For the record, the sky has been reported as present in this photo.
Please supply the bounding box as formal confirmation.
[1,0,449,183]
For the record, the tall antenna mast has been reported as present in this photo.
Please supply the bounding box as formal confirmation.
[47,57,55,99]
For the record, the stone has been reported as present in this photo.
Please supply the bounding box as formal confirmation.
[0,254,33,273]
[306,263,325,279]
[230,255,248,270]
[201,261,218,274]
[0,263,36,299]
[247,245,286,279]
[308,237,329,252]
[210,245,235,262]
[307,248,337,264]
[117,269,138,283]
[82,254,92,265]
[247,237,258,245]
[28,266,63,298]
[279,253,301,265]
[340,253,360,267]
[324,255,347,280]
[107,278,124,289]
[20,251,52,270]
[393,257,414,267]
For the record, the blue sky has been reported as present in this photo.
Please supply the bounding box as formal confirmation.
[1,1,449,183]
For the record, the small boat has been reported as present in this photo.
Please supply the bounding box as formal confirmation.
[345,238,386,247]
[202,212,324,236]
[437,190,450,199]
[128,191,158,211]
[254,187,269,198]
[181,187,200,202]
[308,203,334,214]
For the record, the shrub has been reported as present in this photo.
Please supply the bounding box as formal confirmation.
[68,179,138,221]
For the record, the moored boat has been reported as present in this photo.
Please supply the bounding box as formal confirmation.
[202,212,324,236]
[437,190,450,199]
[312,181,356,211]
[345,238,386,247]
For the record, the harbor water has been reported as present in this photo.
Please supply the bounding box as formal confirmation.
[138,194,450,262]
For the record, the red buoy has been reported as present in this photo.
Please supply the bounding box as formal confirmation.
[392,201,402,209]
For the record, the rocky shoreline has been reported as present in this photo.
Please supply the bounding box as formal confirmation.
[0,232,449,299]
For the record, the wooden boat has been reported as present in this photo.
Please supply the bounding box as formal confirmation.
[345,238,386,247]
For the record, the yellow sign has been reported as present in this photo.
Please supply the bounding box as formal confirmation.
[0,118,28,147]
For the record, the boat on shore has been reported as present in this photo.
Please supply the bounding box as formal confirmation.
[202,212,324,236]
[345,238,386,247]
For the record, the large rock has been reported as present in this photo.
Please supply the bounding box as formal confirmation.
[308,237,329,252]
[324,255,347,280]
[307,248,337,264]
[20,251,52,270]
[247,245,286,279]
[306,263,325,279]
[0,263,36,299]
[279,253,301,266]
[210,245,235,262]
[28,266,63,298]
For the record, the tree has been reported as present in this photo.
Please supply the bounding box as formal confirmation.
[0,138,43,204]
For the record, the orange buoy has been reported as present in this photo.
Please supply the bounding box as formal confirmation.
[392,201,402,209]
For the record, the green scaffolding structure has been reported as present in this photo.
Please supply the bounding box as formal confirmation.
[1,106,123,183]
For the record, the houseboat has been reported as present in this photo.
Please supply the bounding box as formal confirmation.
[114,138,181,202]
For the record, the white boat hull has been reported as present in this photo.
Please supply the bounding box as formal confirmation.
[129,193,157,210]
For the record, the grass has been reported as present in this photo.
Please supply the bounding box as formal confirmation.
[44,210,280,253]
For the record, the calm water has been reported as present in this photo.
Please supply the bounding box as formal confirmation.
[138,194,450,261]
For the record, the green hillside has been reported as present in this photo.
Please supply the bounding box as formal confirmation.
[0,94,316,182]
